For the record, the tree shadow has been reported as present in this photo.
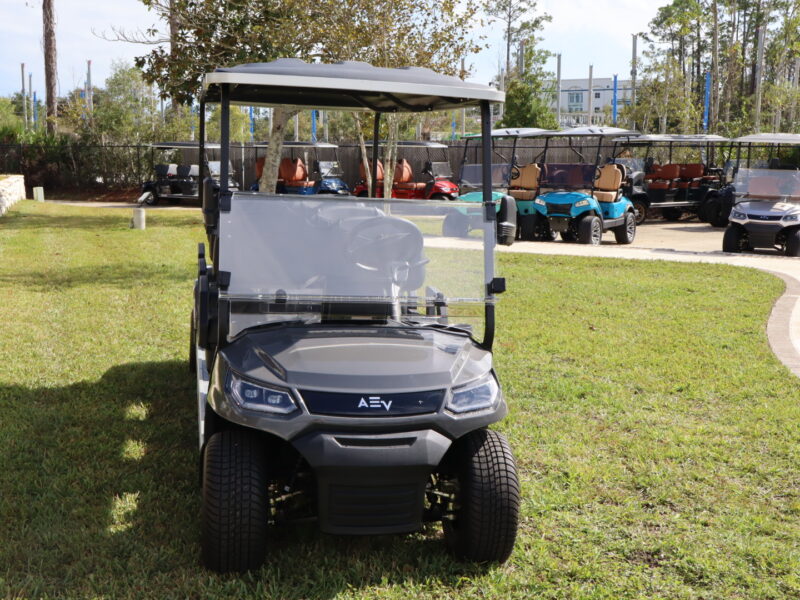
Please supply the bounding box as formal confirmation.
[0,209,202,232]
[0,361,489,599]
[0,263,193,291]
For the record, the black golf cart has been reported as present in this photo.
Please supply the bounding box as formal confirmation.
[192,59,520,573]
[610,134,731,225]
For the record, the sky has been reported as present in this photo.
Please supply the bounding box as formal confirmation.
[0,0,661,98]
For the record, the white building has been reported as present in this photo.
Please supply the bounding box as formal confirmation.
[550,78,633,126]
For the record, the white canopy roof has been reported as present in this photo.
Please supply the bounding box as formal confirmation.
[202,59,504,112]
[733,133,800,145]
[549,126,639,138]
[612,133,729,144]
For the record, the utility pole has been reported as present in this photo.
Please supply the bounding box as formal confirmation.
[21,63,27,128]
[294,113,299,141]
[517,39,525,76]
[587,64,594,126]
[29,73,33,127]
[556,53,562,126]
[753,23,766,132]
[630,34,637,107]
[612,74,618,126]
[789,57,800,132]
[460,58,466,137]
[86,60,93,114]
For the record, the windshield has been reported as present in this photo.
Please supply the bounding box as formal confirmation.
[219,195,492,338]
[459,163,511,190]
[732,168,800,200]
[430,161,453,178]
[317,160,342,178]
[613,158,644,173]
[540,163,597,189]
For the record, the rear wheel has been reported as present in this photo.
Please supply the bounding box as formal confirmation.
[661,207,682,221]
[613,211,636,244]
[443,211,470,238]
[631,199,647,225]
[140,191,157,206]
[201,430,270,573]
[722,225,750,253]
[786,229,800,257]
[578,215,602,245]
[518,214,536,241]
[442,429,520,563]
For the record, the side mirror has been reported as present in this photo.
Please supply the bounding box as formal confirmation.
[496,195,517,246]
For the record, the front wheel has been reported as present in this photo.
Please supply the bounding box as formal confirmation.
[442,211,470,238]
[578,215,602,245]
[786,229,800,257]
[201,430,270,573]
[442,429,520,563]
[140,190,157,206]
[560,230,577,243]
[613,211,636,244]
[722,224,749,253]
[631,199,647,225]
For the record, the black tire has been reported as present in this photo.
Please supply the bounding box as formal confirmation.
[141,191,157,206]
[577,215,602,245]
[661,207,683,221]
[201,430,270,573]
[613,211,636,244]
[786,229,800,257]
[443,211,470,237]
[189,311,197,374]
[518,214,536,241]
[722,225,749,253]
[560,230,577,242]
[631,198,647,225]
[442,429,520,563]
[709,197,731,228]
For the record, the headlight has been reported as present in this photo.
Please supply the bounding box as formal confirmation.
[225,372,298,414]
[534,198,545,206]
[446,374,500,414]
[574,199,590,207]
[782,214,799,222]
[731,210,747,220]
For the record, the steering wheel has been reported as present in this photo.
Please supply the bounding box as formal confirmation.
[510,165,521,181]
[346,216,427,286]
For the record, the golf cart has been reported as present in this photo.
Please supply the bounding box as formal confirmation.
[353,141,460,200]
[722,133,800,256]
[193,58,519,573]
[447,128,551,244]
[253,141,351,195]
[611,134,731,225]
[531,127,639,245]
[139,142,210,205]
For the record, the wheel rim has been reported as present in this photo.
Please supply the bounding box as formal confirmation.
[633,202,646,225]
[626,213,635,240]
[591,219,601,244]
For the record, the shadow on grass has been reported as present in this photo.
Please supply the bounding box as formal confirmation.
[0,361,485,599]
[0,263,193,291]
[0,209,202,231]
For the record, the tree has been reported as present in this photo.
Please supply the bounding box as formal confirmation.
[483,0,549,79]
[42,0,58,134]
[496,37,557,129]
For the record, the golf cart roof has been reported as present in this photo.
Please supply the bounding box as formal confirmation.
[396,140,449,148]
[733,133,800,145]
[463,127,553,139]
[152,142,221,149]
[201,58,504,111]
[548,126,639,138]
[252,141,339,149]
[612,133,729,144]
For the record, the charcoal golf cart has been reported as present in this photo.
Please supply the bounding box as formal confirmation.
[253,141,351,195]
[611,134,731,224]
[138,142,213,205]
[353,141,460,200]
[722,133,800,256]
[532,127,639,245]
[193,59,520,573]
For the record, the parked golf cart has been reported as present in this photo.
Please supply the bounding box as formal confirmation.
[139,142,213,205]
[353,141,459,200]
[448,128,551,244]
[253,141,351,195]
[193,58,519,573]
[611,134,731,225]
[531,127,639,245]
[722,133,800,256]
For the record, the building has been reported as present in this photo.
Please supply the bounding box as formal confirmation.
[549,78,633,127]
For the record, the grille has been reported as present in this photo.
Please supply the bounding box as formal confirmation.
[747,214,781,221]
[546,202,572,216]
[300,389,444,417]
[327,483,420,530]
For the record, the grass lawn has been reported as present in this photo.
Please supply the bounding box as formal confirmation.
[1,200,799,599]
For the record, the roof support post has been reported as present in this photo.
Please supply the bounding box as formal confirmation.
[199,99,206,204]
[371,112,381,197]
[220,84,230,194]
[480,99,496,351]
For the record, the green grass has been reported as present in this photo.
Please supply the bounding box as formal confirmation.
[1,200,799,599]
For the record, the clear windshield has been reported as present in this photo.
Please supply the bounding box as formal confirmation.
[540,163,597,189]
[732,168,800,200]
[219,194,492,338]
[613,158,644,173]
[459,163,511,189]
[317,160,342,178]
[430,161,453,178]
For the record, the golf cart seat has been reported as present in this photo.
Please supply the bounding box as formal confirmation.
[359,160,384,182]
[676,163,704,189]
[189,164,200,178]
[509,163,540,200]
[177,165,192,178]
[167,163,178,177]
[394,159,425,191]
[154,163,170,177]
[593,164,623,202]
[279,157,315,187]
[645,163,679,190]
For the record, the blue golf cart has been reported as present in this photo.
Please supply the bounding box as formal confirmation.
[532,127,640,245]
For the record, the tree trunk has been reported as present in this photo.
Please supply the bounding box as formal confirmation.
[711,0,720,130]
[382,114,399,199]
[354,113,372,195]
[168,0,180,111]
[42,0,57,134]
[258,106,298,194]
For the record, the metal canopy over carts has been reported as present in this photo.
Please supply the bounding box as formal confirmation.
[722,133,800,256]
[611,133,731,225]
[194,58,520,573]
[253,141,350,195]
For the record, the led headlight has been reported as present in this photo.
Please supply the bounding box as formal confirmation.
[574,199,590,207]
[225,372,298,414]
[782,213,799,222]
[534,198,545,206]
[447,374,500,414]
[731,210,747,220]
